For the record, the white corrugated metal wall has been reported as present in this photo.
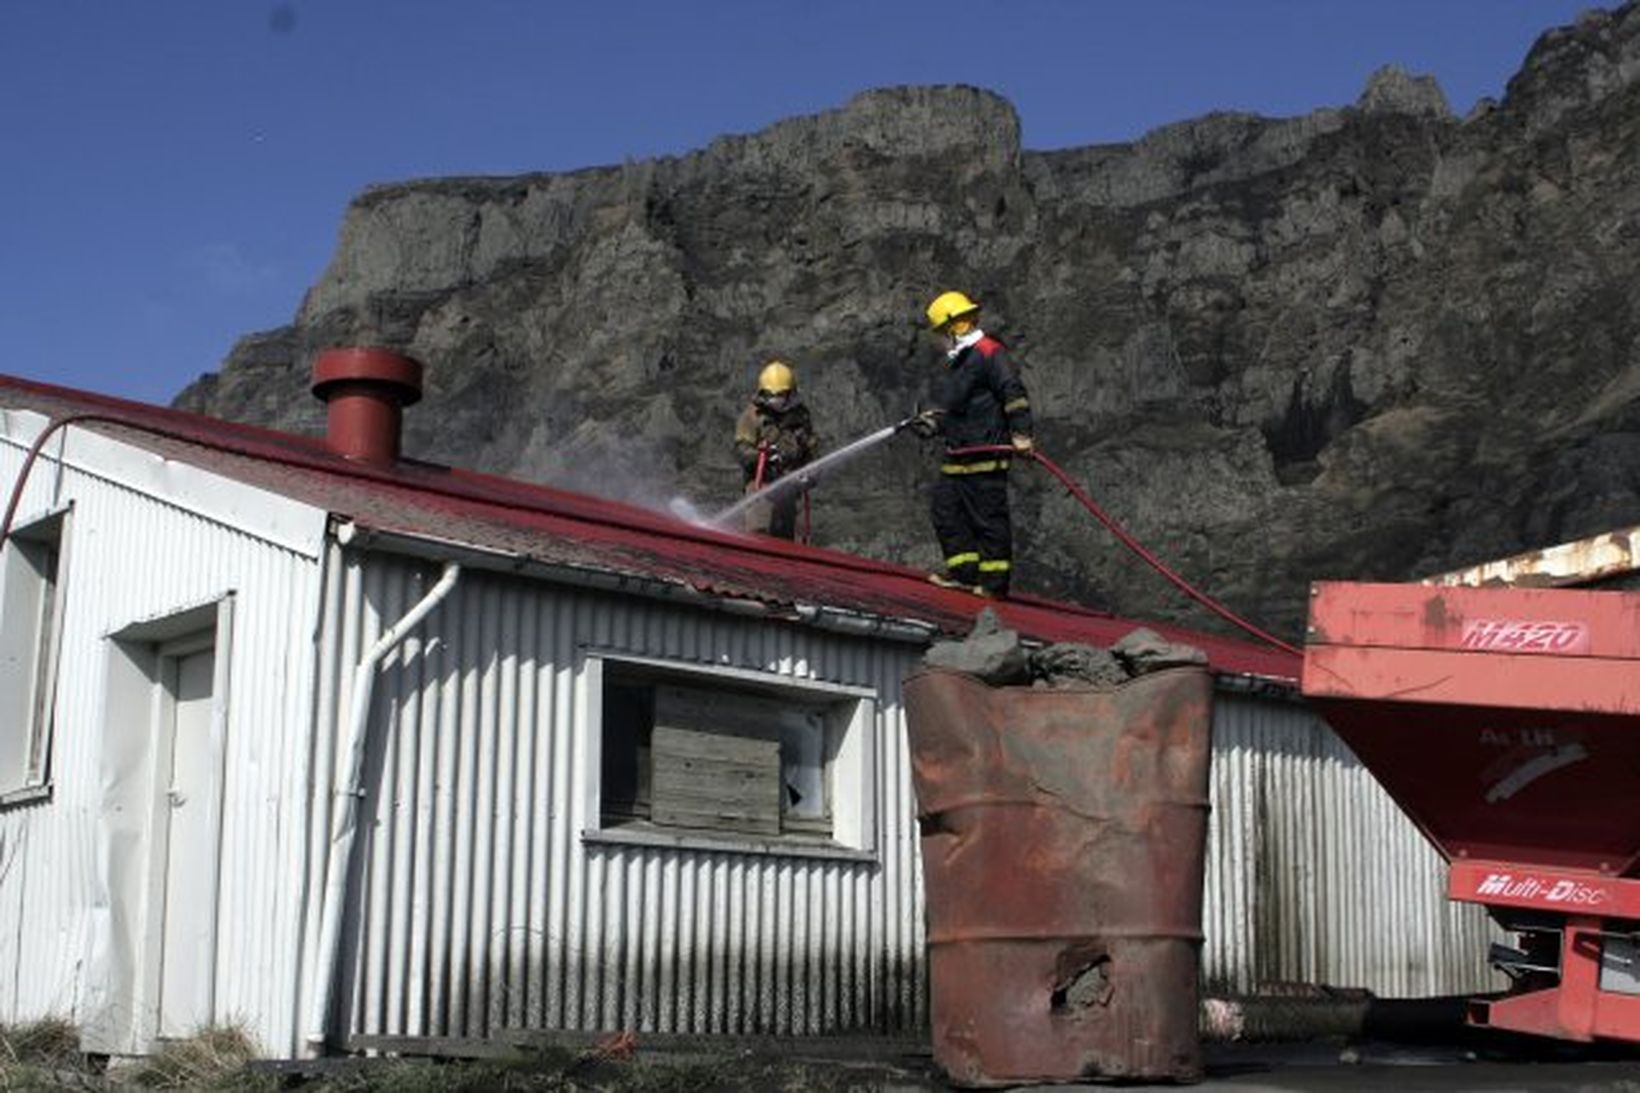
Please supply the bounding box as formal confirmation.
[325,550,1502,1051]
[0,417,325,1053]
[1204,692,1502,996]
[315,554,927,1045]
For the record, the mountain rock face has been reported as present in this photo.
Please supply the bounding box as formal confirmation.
[177,3,1640,639]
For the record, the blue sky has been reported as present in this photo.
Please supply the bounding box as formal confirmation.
[0,1,1599,405]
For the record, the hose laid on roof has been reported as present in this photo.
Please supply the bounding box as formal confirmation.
[946,443,1303,659]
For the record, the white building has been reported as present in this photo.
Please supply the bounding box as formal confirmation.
[0,352,1495,1058]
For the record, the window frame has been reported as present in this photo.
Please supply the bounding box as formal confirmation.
[0,503,71,804]
[580,649,879,862]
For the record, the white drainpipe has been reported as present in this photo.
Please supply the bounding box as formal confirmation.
[306,560,461,1052]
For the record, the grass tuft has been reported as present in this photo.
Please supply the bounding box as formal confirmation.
[127,1024,266,1090]
[0,1016,81,1068]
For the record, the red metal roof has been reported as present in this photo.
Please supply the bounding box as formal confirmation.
[0,372,1299,680]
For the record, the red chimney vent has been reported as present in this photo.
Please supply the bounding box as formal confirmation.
[310,347,423,465]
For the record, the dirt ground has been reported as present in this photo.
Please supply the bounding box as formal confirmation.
[266,1035,1640,1092]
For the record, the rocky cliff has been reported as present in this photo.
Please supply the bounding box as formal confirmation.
[177,3,1640,638]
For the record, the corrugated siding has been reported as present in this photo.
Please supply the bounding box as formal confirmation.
[330,555,1504,1049]
[322,557,926,1043]
[0,437,320,1050]
[1203,693,1503,996]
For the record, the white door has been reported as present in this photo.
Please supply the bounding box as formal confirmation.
[158,647,216,1037]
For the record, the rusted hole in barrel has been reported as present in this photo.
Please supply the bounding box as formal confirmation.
[918,813,956,837]
[1051,947,1113,1013]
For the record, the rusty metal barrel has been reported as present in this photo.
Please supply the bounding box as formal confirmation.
[903,666,1214,1086]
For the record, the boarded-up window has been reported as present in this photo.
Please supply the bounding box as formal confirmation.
[599,669,842,840]
[651,726,781,835]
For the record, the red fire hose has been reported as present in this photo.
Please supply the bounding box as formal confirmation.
[947,443,1302,658]
[751,442,813,543]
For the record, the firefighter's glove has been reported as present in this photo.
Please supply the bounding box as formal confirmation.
[908,410,941,439]
[1011,434,1035,454]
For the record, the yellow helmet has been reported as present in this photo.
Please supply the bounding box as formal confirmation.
[758,360,796,394]
[925,290,980,331]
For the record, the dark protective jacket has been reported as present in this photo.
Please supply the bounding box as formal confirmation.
[930,335,1032,467]
[734,391,819,484]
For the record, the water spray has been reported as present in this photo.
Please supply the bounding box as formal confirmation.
[666,496,709,525]
[707,420,909,528]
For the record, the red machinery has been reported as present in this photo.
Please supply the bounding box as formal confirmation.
[1302,564,1640,1044]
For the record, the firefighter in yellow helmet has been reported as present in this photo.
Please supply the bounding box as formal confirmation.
[733,360,820,539]
[910,291,1033,597]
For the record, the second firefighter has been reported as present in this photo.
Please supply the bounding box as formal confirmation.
[733,360,820,540]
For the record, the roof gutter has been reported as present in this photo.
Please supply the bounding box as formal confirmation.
[331,519,944,645]
[326,521,1299,691]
